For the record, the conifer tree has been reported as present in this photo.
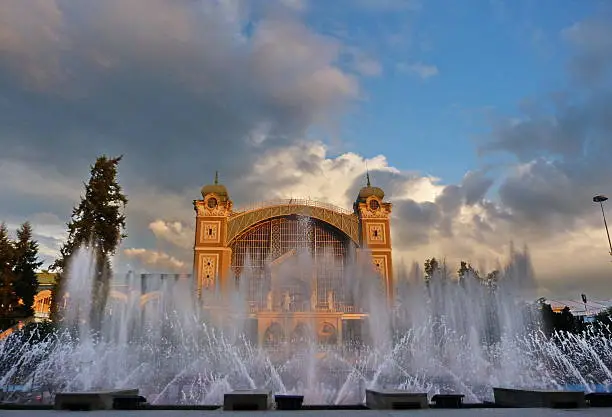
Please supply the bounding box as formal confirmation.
[12,222,42,318]
[424,257,439,283]
[50,155,128,326]
[0,223,18,330]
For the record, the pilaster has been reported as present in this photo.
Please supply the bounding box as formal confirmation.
[356,195,394,301]
[193,193,233,298]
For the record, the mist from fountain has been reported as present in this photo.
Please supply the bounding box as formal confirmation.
[1,240,611,405]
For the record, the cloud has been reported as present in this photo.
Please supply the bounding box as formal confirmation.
[1,3,612,299]
[344,48,383,77]
[0,0,358,190]
[477,18,612,241]
[123,248,187,272]
[397,62,439,79]
[562,19,612,85]
[0,0,64,90]
[148,220,192,250]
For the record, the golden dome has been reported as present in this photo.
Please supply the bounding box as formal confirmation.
[201,171,229,200]
[358,185,385,200]
[356,172,384,201]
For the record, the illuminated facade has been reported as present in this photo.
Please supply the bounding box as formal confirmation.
[11,176,394,347]
[193,173,394,345]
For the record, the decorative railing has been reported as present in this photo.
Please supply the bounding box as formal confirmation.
[232,199,354,216]
[248,302,364,314]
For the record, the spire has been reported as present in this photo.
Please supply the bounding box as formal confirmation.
[214,171,219,185]
[365,161,371,187]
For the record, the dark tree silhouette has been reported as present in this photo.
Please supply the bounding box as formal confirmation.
[12,222,42,319]
[50,155,128,327]
[0,223,18,330]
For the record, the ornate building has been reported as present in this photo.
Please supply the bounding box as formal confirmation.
[193,173,393,346]
[4,175,394,346]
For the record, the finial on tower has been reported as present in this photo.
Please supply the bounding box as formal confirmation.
[214,171,219,185]
[355,162,385,203]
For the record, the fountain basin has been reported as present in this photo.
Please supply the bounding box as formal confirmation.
[365,389,428,409]
[54,389,139,411]
[432,394,465,408]
[274,394,304,410]
[586,393,612,407]
[493,388,586,408]
[223,389,271,411]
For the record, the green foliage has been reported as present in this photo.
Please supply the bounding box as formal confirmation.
[50,155,128,326]
[0,223,19,330]
[424,257,439,282]
[0,222,44,331]
[12,222,42,318]
[595,307,612,324]
[484,270,500,290]
[457,261,472,279]
[538,299,583,335]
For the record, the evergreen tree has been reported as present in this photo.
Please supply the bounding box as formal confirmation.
[12,222,43,318]
[50,155,128,326]
[484,270,500,291]
[457,260,480,287]
[457,261,470,280]
[0,223,19,330]
[424,257,439,283]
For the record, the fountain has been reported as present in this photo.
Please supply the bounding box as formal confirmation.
[1,242,611,407]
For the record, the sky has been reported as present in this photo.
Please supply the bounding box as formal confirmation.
[1,0,611,299]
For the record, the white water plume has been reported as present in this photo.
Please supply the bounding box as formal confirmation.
[1,241,611,405]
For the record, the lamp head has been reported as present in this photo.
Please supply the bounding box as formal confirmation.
[593,194,608,203]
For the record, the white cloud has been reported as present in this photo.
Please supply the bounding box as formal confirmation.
[123,248,187,272]
[148,220,192,250]
[397,62,439,79]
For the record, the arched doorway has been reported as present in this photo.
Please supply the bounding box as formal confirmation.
[290,322,312,344]
[263,322,284,347]
[318,322,338,345]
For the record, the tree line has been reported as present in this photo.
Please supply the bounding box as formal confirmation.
[0,222,42,331]
[424,257,500,288]
[0,155,127,331]
[419,256,612,336]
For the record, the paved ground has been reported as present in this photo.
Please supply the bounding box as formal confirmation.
[2,410,611,416]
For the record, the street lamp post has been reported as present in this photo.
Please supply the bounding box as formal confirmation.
[593,194,612,256]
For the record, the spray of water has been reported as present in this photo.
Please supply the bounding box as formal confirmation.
[1,240,611,404]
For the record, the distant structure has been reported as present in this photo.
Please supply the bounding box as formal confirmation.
[192,172,394,345]
[32,271,56,321]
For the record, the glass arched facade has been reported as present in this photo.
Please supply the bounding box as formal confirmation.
[230,215,353,311]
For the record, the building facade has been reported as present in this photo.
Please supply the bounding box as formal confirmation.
[193,174,393,345]
[14,176,394,347]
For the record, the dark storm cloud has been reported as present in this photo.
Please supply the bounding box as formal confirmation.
[346,168,495,248]
[344,169,424,203]
[0,0,358,192]
[462,171,494,205]
[478,17,612,238]
[393,199,440,247]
